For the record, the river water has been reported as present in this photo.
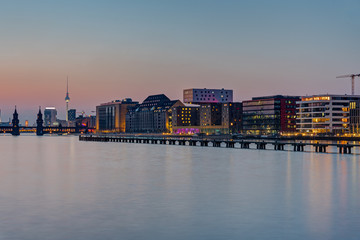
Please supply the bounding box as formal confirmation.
[0,135,359,240]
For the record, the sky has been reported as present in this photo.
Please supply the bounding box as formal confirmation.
[0,0,360,123]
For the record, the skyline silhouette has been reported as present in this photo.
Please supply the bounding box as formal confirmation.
[1,0,359,122]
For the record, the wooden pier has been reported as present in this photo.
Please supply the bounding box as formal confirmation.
[79,135,360,154]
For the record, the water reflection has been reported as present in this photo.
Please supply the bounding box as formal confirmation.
[306,153,334,238]
[0,136,359,240]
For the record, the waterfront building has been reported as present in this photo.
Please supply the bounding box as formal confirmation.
[183,88,233,104]
[172,102,243,135]
[350,100,360,134]
[172,104,200,134]
[297,95,360,134]
[44,107,57,126]
[242,95,300,135]
[96,98,138,133]
[197,103,227,134]
[125,94,183,133]
[172,104,200,127]
[200,103,222,126]
[222,102,243,134]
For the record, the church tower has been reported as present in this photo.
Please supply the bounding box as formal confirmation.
[12,107,20,136]
[36,107,44,136]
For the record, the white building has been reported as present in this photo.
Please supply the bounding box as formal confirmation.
[296,95,360,134]
[183,88,233,104]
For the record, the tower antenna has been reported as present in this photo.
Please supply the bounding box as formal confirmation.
[65,76,70,123]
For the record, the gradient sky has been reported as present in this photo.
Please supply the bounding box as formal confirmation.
[1,0,360,123]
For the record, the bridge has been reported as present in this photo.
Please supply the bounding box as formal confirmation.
[1,108,94,135]
[0,126,94,135]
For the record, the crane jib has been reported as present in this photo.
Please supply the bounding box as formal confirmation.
[336,74,360,95]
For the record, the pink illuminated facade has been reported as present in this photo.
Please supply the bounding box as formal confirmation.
[173,127,201,134]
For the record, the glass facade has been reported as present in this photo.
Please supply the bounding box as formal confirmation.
[242,96,299,135]
[350,101,360,133]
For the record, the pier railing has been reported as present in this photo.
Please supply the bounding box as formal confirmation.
[79,135,360,154]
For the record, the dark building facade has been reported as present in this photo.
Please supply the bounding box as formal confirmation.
[197,103,227,134]
[171,105,200,134]
[242,95,300,135]
[200,103,223,126]
[172,102,243,134]
[68,109,76,122]
[222,102,243,134]
[126,94,183,133]
[172,105,200,127]
[96,98,138,132]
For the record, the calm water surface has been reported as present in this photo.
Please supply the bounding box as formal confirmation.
[0,136,359,240]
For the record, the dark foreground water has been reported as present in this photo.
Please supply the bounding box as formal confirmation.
[0,136,359,240]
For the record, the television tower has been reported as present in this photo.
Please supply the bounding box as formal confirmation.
[65,77,70,122]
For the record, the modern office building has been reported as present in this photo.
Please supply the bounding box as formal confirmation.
[96,98,138,133]
[349,100,360,134]
[44,107,57,126]
[183,88,233,104]
[126,94,183,133]
[68,109,76,122]
[242,95,300,135]
[222,102,243,134]
[297,95,360,134]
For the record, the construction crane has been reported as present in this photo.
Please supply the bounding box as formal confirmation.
[336,74,360,95]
